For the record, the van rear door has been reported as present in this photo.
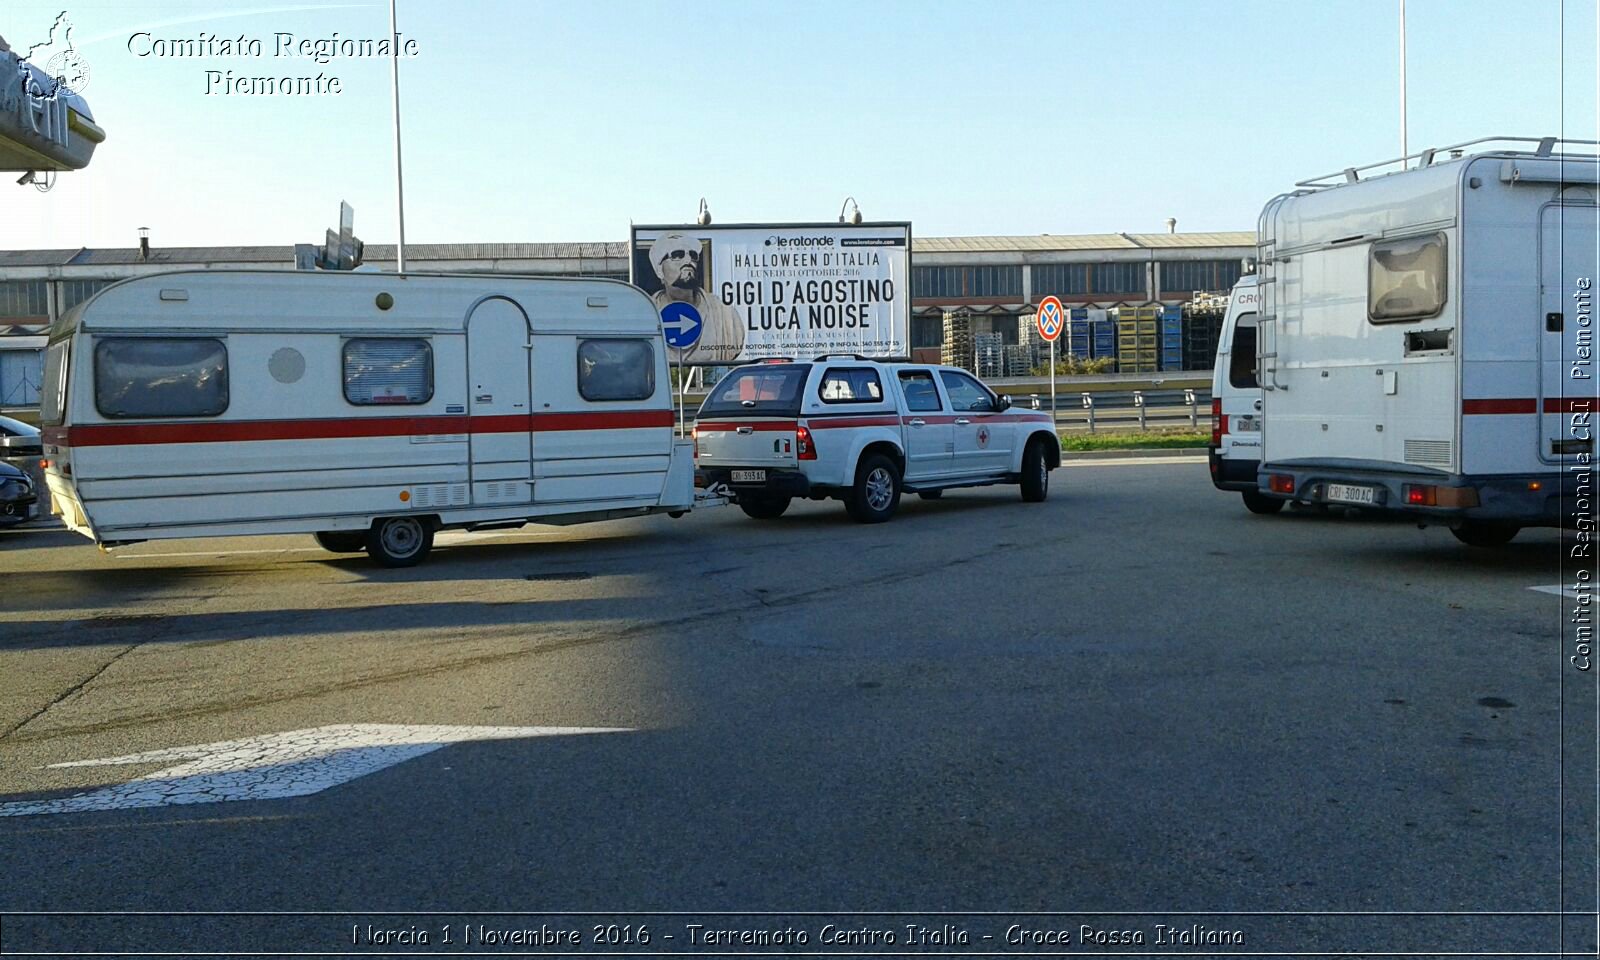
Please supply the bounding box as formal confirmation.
[694,363,806,469]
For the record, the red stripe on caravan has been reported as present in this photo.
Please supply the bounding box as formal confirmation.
[1545,397,1596,414]
[1462,398,1537,415]
[58,410,673,447]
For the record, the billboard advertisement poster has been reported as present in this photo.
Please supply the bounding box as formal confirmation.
[630,222,911,366]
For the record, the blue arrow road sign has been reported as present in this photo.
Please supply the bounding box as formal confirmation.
[660,303,703,349]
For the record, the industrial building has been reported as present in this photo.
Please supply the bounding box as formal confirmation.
[0,231,1252,408]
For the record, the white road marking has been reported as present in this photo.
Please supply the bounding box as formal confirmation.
[0,723,633,818]
[1063,456,1207,467]
[1530,584,1582,599]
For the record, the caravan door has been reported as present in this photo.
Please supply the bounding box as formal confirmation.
[1539,203,1598,464]
[466,297,534,504]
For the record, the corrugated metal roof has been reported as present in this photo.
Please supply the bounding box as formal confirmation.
[912,232,1254,253]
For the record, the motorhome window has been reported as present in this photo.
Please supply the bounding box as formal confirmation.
[697,364,807,418]
[577,339,655,402]
[40,341,68,424]
[94,338,229,419]
[819,368,883,404]
[898,370,942,412]
[1369,233,1447,322]
[343,338,433,405]
[1228,317,1259,390]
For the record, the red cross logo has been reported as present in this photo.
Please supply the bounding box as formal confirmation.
[977,426,991,448]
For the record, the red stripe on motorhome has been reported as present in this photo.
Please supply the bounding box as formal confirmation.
[51,410,675,447]
[1463,398,1597,415]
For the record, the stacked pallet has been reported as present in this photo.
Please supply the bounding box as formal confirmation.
[1003,344,1033,377]
[1182,293,1229,371]
[974,332,1005,379]
[1114,305,1160,373]
[1158,305,1184,371]
[941,312,975,372]
[1018,314,1046,370]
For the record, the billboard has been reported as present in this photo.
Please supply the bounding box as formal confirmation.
[630,222,911,365]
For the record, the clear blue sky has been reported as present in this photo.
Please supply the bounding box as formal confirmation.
[3,0,1596,250]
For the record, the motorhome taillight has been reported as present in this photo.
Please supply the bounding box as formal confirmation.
[796,425,817,461]
[1210,398,1226,447]
[1268,474,1295,495]
[1405,484,1479,508]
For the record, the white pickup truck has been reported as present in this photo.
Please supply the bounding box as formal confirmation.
[694,357,1061,522]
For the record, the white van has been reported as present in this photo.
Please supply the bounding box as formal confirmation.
[39,270,706,566]
[1208,275,1278,513]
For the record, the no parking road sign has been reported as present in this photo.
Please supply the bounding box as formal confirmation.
[1036,296,1065,343]
[660,302,703,349]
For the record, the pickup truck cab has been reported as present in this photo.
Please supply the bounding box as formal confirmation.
[694,357,1061,522]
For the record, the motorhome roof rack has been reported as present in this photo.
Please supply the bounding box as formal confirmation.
[1295,136,1600,189]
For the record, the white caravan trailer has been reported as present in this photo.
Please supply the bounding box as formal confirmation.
[1255,137,1597,546]
[39,271,705,565]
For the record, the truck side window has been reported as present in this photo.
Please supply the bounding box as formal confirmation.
[897,370,941,412]
[578,338,655,402]
[94,337,229,419]
[1228,317,1258,390]
[938,370,996,412]
[1369,232,1446,322]
[344,338,433,405]
[819,367,883,404]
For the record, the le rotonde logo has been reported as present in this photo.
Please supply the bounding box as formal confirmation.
[765,235,835,249]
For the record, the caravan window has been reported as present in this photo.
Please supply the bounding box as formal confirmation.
[94,338,228,419]
[344,338,433,405]
[40,341,69,425]
[1369,233,1446,322]
[578,339,655,402]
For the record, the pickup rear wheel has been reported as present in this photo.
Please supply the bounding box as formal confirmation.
[313,531,367,553]
[1241,490,1286,515]
[738,494,791,519]
[366,516,434,567]
[848,454,901,523]
[1451,521,1520,548]
[1020,439,1050,502]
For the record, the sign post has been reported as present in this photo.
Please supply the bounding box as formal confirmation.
[660,302,703,436]
[1036,296,1065,432]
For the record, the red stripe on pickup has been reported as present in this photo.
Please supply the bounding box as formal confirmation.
[53,410,673,447]
[806,416,901,430]
[1463,398,1598,415]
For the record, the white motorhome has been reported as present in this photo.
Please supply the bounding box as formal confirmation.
[1255,137,1597,546]
[1207,274,1279,513]
[39,271,704,565]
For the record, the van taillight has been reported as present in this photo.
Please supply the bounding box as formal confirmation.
[1211,398,1227,447]
[796,425,816,460]
[691,425,699,460]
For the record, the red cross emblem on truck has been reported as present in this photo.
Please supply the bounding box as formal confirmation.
[977,426,991,448]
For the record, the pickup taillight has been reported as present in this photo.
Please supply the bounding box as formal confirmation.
[691,425,699,459]
[796,425,816,461]
[1210,398,1227,447]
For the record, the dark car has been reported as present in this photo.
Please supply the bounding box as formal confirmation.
[0,460,36,525]
[0,415,42,460]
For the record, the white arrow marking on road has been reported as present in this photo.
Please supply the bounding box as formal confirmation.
[1530,584,1582,599]
[0,723,632,818]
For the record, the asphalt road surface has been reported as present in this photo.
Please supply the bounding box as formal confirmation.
[0,459,1594,957]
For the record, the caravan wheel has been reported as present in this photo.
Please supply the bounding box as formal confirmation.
[1450,521,1520,548]
[366,516,435,567]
